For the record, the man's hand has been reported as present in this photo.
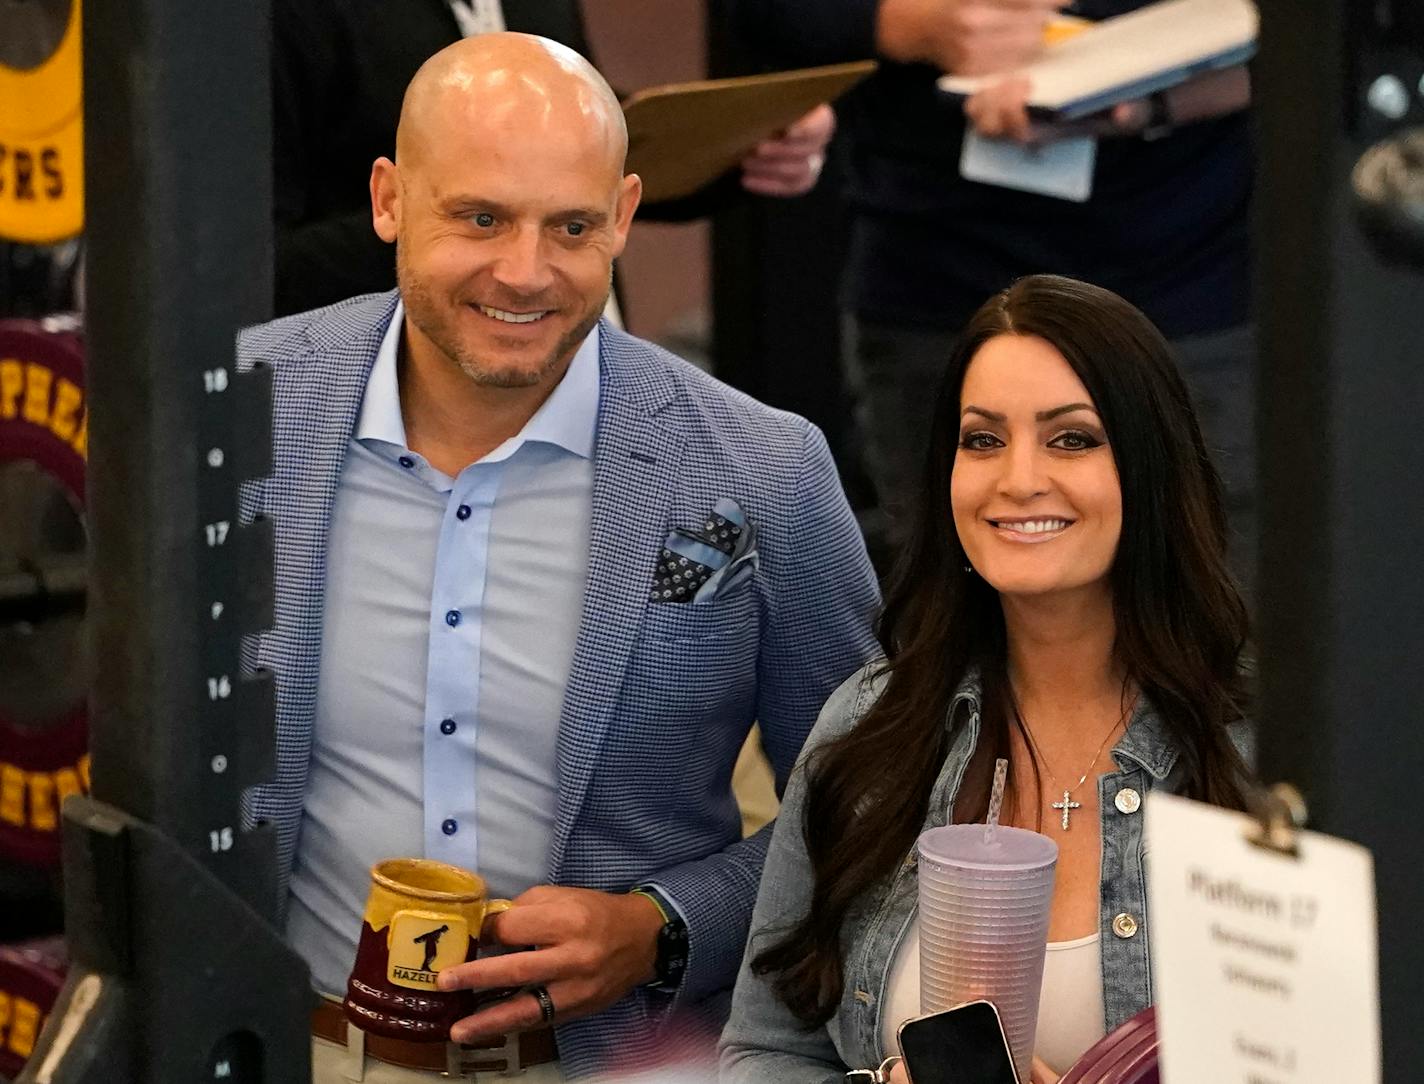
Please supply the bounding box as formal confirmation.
[740,104,837,198]
[436,885,665,1043]
[964,64,1252,145]
[965,75,1129,143]
[876,0,1065,76]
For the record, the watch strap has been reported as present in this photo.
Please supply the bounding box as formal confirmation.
[1141,89,1174,141]
[630,885,687,990]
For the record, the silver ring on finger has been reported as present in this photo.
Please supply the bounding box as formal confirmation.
[530,984,556,1024]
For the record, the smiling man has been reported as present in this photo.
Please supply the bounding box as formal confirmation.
[371,38,636,438]
[237,32,879,1084]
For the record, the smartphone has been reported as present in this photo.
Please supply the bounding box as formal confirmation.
[896,1000,1020,1084]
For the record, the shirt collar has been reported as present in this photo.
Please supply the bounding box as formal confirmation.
[355,300,600,462]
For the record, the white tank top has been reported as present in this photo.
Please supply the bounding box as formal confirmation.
[880,917,1107,1076]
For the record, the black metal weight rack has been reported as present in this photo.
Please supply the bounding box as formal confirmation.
[14,2,311,1080]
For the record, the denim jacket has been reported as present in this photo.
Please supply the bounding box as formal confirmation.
[720,662,1246,1083]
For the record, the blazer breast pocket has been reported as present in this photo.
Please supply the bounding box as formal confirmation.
[638,580,758,644]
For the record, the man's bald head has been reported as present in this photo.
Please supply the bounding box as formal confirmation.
[396,33,627,171]
[369,31,642,399]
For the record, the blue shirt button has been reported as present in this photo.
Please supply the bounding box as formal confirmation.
[398,455,415,469]
[445,609,461,627]
[441,819,458,836]
[440,718,457,735]
[456,504,472,521]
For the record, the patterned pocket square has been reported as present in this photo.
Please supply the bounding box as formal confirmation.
[651,498,758,604]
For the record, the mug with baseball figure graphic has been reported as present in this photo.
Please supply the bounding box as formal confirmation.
[344,857,514,1041]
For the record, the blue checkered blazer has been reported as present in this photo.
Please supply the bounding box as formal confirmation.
[237,292,880,1075]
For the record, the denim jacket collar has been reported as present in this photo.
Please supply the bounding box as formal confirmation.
[1110,695,1180,781]
[946,665,1179,781]
[720,661,1190,1081]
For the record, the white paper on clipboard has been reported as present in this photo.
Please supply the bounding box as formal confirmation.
[938,0,1257,120]
[1145,791,1382,1084]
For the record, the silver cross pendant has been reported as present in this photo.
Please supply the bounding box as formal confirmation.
[1052,789,1082,830]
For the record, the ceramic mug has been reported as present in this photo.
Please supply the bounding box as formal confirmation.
[343,858,513,1042]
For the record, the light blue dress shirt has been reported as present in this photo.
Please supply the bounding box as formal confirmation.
[286,303,598,995]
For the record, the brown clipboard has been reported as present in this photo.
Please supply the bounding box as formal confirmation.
[622,60,877,204]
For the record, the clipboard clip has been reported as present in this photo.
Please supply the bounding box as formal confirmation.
[1244,781,1309,859]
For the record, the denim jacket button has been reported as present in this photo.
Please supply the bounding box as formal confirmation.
[1112,912,1139,939]
[1114,788,1142,814]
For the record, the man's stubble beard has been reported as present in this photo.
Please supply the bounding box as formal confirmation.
[397,242,608,389]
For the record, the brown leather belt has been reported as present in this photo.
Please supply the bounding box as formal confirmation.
[311,1000,557,1075]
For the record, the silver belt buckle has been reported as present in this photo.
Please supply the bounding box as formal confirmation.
[445,1030,523,1077]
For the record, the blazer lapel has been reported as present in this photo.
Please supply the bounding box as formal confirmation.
[549,327,684,879]
[252,293,395,888]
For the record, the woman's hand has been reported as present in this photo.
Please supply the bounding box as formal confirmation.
[884,1055,1054,1083]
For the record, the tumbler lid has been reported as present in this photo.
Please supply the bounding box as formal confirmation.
[917,824,1058,872]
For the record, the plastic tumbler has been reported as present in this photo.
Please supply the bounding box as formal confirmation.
[916,824,1058,1082]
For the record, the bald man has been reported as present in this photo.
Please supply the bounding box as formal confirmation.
[238,34,879,1082]
[270,0,837,315]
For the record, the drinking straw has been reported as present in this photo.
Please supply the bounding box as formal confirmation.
[984,757,1009,843]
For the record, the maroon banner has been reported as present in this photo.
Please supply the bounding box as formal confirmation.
[0,318,89,869]
[0,935,67,1079]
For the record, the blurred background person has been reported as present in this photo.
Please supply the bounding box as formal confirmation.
[273,0,836,315]
[723,0,1256,587]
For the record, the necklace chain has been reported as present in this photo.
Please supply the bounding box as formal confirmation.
[1013,689,1136,830]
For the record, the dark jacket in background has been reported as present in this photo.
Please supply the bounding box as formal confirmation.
[273,0,736,315]
[723,0,1253,338]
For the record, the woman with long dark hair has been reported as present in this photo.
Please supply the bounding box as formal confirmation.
[719,275,1254,1083]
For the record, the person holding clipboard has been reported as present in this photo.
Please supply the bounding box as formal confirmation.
[724,0,1257,590]
[271,0,838,317]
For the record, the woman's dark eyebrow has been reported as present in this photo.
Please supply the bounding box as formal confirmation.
[960,403,1097,422]
[961,405,1005,422]
[1036,402,1097,421]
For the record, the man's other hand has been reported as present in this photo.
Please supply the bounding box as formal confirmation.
[876,0,1065,76]
[436,885,666,1042]
[740,104,837,198]
[964,64,1252,145]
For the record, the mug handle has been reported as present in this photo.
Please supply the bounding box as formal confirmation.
[482,898,514,939]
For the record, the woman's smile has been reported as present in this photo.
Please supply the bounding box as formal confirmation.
[986,516,1077,542]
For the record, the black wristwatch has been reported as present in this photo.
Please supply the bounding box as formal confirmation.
[1141,89,1174,141]
[632,885,688,991]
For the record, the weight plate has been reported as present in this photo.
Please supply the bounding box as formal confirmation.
[0,0,84,244]
[0,318,88,869]
[0,461,86,725]
[0,0,72,71]
[0,935,66,1080]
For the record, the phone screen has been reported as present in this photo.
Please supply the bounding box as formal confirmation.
[897,1001,1019,1084]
